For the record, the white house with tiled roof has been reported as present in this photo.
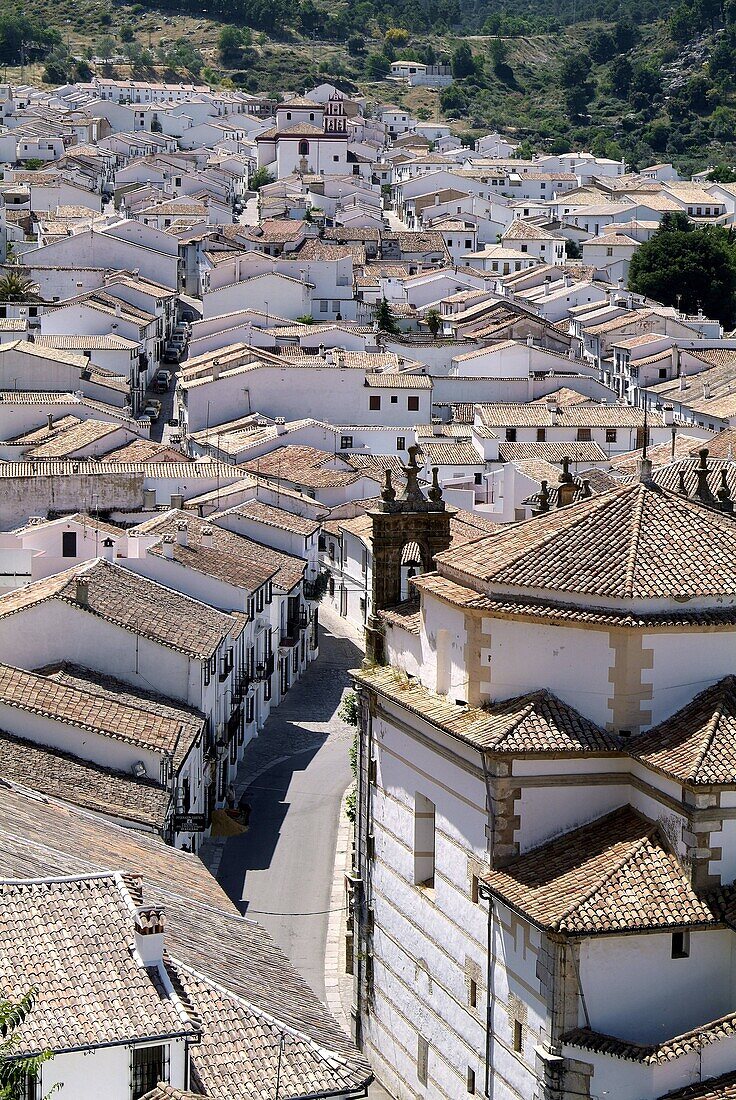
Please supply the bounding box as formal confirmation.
[349,458,736,1100]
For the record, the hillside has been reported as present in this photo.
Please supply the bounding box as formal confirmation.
[0,0,732,175]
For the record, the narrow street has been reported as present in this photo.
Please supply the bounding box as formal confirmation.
[216,610,393,1097]
[216,610,360,1002]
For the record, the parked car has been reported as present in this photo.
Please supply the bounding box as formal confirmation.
[169,332,187,349]
[143,399,162,421]
[152,369,171,393]
[172,322,190,339]
[162,345,181,364]
[180,309,197,324]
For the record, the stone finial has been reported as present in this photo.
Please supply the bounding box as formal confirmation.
[427,466,443,503]
[693,448,714,504]
[381,468,396,504]
[678,469,687,496]
[718,467,734,513]
[581,478,592,498]
[401,445,424,504]
[537,480,550,513]
[559,456,573,485]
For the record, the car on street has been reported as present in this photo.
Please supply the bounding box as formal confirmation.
[152,369,172,393]
[143,398,162,420]
[162,345,181,363]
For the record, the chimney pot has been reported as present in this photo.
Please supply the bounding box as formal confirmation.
[201,526,214,548]
[134,905,166,968]
[163,534,175,558]
[175,521,188,547]
[75,577,89,605]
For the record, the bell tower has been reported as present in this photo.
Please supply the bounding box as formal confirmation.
[364,445,454,665]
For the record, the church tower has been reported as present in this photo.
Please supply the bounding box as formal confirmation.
[323,92,348,135]
[365,446,454,664]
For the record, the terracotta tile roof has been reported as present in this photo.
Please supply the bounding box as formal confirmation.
[0,559,238,660]
[223,499,320,537]
[0,728,170,829]
[170,961,371,1099]
[242,445,366,489]
[25,418,129,459]
[436,482,736,601]
[564,1010,736,1065]
[381,600,422,635]
[484,806,720,934]
[0,662,201,771]
[133,510,277,593]
[0,874,196,1056]
[477,401,661,428]
[0,784,364,1060]
[413,571,736,628]
[419,441,483,465]
[353,664,616,755]
[629,677,736,786]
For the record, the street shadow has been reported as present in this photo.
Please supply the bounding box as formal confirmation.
[216,622,362,915]
[217,741,325,913]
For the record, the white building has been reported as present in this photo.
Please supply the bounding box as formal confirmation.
[349,456,736,1100]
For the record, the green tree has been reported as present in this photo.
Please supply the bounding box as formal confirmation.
[0,271,40,300]
[425,307,442,336]
[347,34,365,55]
[628,214,736,327]
[375,297,400,334]
[249,167,274,191]
[364,52,390,80]
[119,23,134,43]
[219,26,245,65]
[451,42,475,78]
[668,4,693,43]
[708,164,736,182]
[489,38,508,72]
[0,991,54,1099]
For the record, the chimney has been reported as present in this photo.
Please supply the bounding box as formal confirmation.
[75,577,89,605]
[637,457,653,484]
[556,456,576,508]
[275,417,287,435]
[102,536,115,561]
[319,344,327,359]
[162,534,175,559]
[545,397,557,415]
[47,412,53,431]
[134,905,166,968]
[212,358,221,380]
[201,526,214,549]
[526,334,534,347]
[176,520,188,547]
[718,468,734,513]
[663,405,674,427]
[170,493,183,510]
[143,488,156,510]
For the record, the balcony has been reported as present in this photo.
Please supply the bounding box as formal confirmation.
[280,620,300,647]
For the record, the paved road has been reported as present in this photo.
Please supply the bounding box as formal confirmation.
[217,616,360,1002]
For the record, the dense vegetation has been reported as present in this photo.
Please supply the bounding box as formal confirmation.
[1,0,735,173]
[629,212,736,327]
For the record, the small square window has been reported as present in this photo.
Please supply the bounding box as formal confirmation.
[606,428,617,443]
[408,395,420,412]
[474,472,482,485]
[390,395,398,404]
[505,428,517,442]
[397,436,406,450]
[369,395,381,411]
[340,435,353,450]
[536,428,546,442]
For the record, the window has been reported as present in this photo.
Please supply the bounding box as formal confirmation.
[576,427,592,441]
[536,428,546,442]
[469,977,478,1008]
[329,576,335,596]
[319,300,328,312]
[397,436,406,451]
[672,930,690,958]
[338,433,355,451]
[467,1067,476,1094]
[513,1020,523,1053]
[474,472,482,485]
[62,531,77,557]
[256,587,264,613]
[465,239,472,248]
[333,154,339,162]
[408,395,420,412]
[19,1076,37,1100]
[606,247,613,257]
[505,428,517,442]
[369,395,381,411]
[659,367,668,379]
[417,1036,429,1086]
[413,793,435,887]
[132,1045,169,1099]
[605,428,617,444]
[520,244,528,253]
[390,395,398,404]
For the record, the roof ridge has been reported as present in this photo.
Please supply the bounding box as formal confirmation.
[555,825,657,928]
[624,483,647,599]
[690,678,736,782]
